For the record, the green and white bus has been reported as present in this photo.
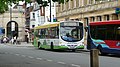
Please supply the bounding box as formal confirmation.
[33,21,84,51]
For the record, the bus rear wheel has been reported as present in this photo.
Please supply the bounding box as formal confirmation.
[50,42,54,50]
[38,42,41,49]
[97,45,103,55]
[71,49,76,52]
[97,45,107,55]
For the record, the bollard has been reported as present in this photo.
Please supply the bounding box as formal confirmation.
[90,49,99,67]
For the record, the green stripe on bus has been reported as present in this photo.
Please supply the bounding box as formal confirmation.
[33,38,38,47]
[40,44,84,49]
[40,45,69,49]
[76,45,84,49]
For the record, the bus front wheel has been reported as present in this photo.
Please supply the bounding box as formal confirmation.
[97,45,103,55]
[97,45,108,55]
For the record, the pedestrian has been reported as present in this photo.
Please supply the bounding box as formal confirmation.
[26,35,29,43]
[16,37,21,44]
[13,36,17,44]
[11,37,14,44]
[26,32,29,43]
[3,36,7,43]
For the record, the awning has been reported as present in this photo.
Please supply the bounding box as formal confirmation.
[35,22,60,29]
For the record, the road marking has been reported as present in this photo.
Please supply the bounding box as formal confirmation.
[21,55,26,57]
[5,52,8,54]
[71,64,81,67]
[28,56,34,58]
[9,53,13,54]
[36,58,43,60]
[57,62,66,64]
[15,54,20,56]
[46,59,52,62]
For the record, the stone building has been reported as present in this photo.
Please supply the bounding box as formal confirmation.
[56,0,120,27]
[0,5,26,41]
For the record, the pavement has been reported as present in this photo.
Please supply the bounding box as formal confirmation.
[0,42,34,47]
[15,42,34,47]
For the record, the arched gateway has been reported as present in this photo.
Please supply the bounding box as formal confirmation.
[7,21,18,38]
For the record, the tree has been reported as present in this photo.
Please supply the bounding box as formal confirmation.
[0,1,8,14]
[51,0,73,4]
[36,0,73,6]
[0,0,31,14]
[0,0,73,14]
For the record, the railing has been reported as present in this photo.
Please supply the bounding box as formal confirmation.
[57,1,118,18]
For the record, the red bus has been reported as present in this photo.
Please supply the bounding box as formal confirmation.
[87,20,120,55]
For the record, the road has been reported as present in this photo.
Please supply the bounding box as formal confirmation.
[0,43,120,67]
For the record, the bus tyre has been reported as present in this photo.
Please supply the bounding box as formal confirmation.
[38,42,41,49]
[50,42,54,50]
[97,45,103,55]
[72,49,76,52]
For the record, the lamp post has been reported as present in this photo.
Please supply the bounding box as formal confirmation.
[10,5,12,21]
[49,0,51,22]
[10,5,14,38]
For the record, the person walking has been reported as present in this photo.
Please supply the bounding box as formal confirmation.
[11,37,14,44]
[3,36,7,43]
[13,36,17,44]
[26,32,29,43]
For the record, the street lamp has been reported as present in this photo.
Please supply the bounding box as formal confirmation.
[49,0,51,22]
[10,5,12,21]
[9,5,15,38]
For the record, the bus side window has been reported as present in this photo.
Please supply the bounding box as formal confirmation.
[56,27,59,38]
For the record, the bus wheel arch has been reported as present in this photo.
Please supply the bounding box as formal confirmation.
[97,45,107,55]
[38,42,41,49]
[97,45,103,55]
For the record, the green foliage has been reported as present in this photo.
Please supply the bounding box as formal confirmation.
[36,0,49,7]
[0,0,9,14]
[0,0,72,14]
[52,0,59,2]
[36,0,43,4]
[36,0,73,7]
[42,1,49,7]
[0,0,31,14]
[52,0,72,4]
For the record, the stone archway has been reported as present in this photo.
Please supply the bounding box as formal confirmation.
[7,21,18,38]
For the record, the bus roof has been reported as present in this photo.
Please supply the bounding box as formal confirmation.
[34,20,83,29]
[34,22,60,29]
[90,20,120,25]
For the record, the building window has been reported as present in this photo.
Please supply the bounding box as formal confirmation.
[112,14,118,20]
[90,17,95,22]
[105,15,109,21]
[65,17,69,21]
[33,13,35,18]
[89,0,95,4]
[76,0,79,8]
[32,25,35,28]
[74,0,76,8]
[95,0,105,4]
[71,0,74,8]
[97,16,102,21]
